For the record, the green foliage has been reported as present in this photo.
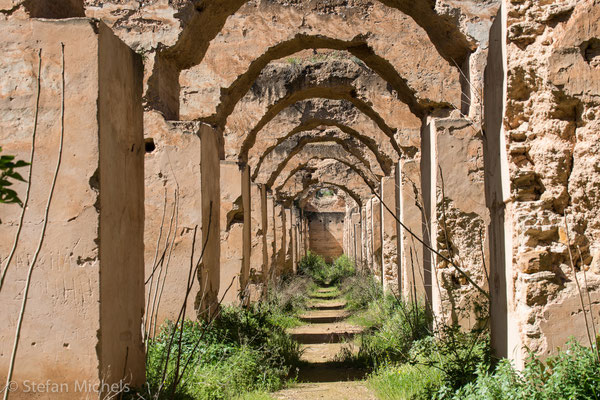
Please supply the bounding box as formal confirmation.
[342,271,383,311]
[262,275,310,328]
[455,340,600,400]
[352,294,431,367]
[368,363,444,400]
[143,305,301,400]
[0,147,29,206]
[315,188,335,198]
[235,392,275,400]
[298,252,356,286]
[411,326,490,393]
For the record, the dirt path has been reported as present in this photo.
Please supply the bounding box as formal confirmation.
[273,287,376,400]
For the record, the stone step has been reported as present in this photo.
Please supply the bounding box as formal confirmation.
[309,292,339,300]
[315,286,338,293]
[288,322,363,344]
[300,343,358,364]
[308,301,347,310]
[295,363,369,383]
[300,309,350,324]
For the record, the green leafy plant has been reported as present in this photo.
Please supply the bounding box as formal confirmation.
[298,252,356,286]
[0,147,29,206]
[351,293,431,367]
[141,304,301,400]
[411,326,490,393]
[455,339,600,400]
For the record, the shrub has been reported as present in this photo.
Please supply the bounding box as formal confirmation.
[354,294,431,367]
[298,252,356,286]
[455,340,600,400]
[298,251,328,281]
[0,146,29,206]
[342,272,382,311]
[332,254,355,280]
[262,275,310,328]
[412,325,490,392]
[143,305,301,400]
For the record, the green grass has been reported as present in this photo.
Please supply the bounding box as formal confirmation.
[309,289,341,298]
[369,363,444,400]
[235,391,276,400]
[347,307,381,329]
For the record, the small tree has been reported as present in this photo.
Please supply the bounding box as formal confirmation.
[0,147,29,206]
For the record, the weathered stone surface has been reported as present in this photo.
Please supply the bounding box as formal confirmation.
[308,211,345,263]
[501,0,600,364]
[434,118,489,328]
[0,18,144,396]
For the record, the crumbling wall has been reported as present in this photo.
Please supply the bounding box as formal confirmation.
[434,118,489,329]
[502,0,600,362]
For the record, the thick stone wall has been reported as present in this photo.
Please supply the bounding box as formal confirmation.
[143,113,203,328]
[434,118,489,329]
[400,159,427,303]
[199,125,221,317]
[497,0,600,364]
[308,212,345,263]
[0,19,144,396]
[219,161,244,304]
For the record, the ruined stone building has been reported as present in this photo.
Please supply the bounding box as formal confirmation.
[0,0,599,397]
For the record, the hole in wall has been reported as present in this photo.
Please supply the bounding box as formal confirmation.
[580,38,600,67]
[145,138,156,153]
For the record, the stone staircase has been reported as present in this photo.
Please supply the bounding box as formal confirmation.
[274,286,376,400]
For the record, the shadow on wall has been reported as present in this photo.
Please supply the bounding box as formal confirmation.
[21,0,85,18]
[308,212,344,263]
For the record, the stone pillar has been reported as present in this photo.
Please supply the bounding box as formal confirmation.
[291,208,297,273]
[435,117,490,329]
[262,192,276,285]
[241,164,251,303]
[400,160,426,303]
[368,198,376,274]
[395,161,403,295]
[421,117,437,313]
[249,182,263,302]
[143,116,204,328]
[382,175,399,293]
[199,125,221,315]
[0,19,144,395]
[380,182,386,290]
[484,3,516,362]
[352,212,362,264]
[361,207,368,271]
[303,216,309,257]
[284,208,294,274]
[218,161,242,305]
[260,185,272,289]
[273,203,285,278]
